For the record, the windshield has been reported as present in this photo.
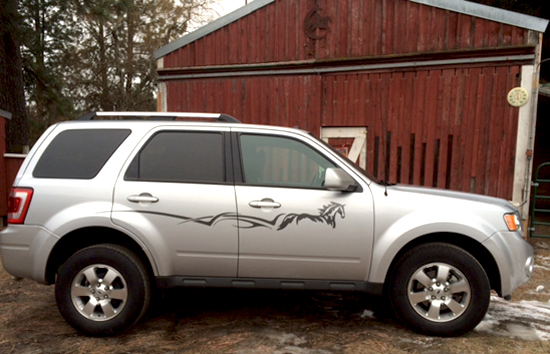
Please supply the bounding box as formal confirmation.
[309,133,379,184]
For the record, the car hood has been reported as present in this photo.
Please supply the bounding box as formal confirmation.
[386,184,515,211]
[369,183,518,241]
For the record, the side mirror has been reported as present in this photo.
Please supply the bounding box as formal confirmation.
[324,168,358,192]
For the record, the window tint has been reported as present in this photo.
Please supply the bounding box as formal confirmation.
[125,131,225,183]
[33,129,131,179]
[240,134,335,188]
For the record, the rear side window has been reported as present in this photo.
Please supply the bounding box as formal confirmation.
[125,131,225,183]
[33,129,131,179]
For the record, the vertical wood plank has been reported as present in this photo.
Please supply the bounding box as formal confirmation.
[447,11,458,50]
[400,71,414,183]
[473,18,485,48]
[423,71,437,187]
[407,1,419,53]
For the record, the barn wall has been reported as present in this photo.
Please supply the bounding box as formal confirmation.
[166,75,323,133]
[158,0,547,203]
[166,62,521,199]
[162,0,531,69]
[322,65,521,199]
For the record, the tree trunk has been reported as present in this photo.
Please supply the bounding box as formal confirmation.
[0,0,29,152]
[98,21,110,111]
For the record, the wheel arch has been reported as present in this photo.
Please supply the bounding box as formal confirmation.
[46,227,155,285]
[382,233,502,297]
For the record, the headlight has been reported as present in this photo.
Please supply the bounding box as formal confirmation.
[504,212,522,232]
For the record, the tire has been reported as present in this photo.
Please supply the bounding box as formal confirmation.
[55,244,151,336]
[389,243,490,336]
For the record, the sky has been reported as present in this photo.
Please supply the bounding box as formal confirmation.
[216,0,252,15]
[187,0,253,32]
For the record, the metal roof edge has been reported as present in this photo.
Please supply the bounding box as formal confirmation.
[411,0,549,33]
[0,109,12,119]
[154,0,275,59]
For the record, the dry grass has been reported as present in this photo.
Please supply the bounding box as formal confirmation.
[1,238,550,353]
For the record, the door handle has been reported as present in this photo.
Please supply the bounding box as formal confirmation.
[127,194,159,203]
[249,199,281,208]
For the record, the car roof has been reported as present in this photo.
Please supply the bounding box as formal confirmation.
[54,112,309,135]
[76,111,242,123]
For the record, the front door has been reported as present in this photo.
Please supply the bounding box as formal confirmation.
[234,131,374,281]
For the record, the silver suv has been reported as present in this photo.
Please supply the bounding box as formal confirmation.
[0,112,534,336]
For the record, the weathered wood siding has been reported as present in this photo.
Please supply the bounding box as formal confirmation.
[159,0,539,200]
[167,75,323,134]
[162,0,531,69]
[321,65,521,198]
[167,62,521,199]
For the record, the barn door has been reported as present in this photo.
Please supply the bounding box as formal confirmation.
[321,127,367,169]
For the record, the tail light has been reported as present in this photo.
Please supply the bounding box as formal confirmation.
[7,188,34,224]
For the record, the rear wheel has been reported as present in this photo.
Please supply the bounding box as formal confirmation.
[389,243,490,336]
[55,244,151,336]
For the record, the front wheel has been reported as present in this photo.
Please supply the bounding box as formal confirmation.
[389,243,490,336]
[55,244,151,336]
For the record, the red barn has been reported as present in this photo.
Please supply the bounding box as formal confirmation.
[154,0,548,218]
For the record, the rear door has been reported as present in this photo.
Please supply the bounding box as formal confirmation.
[112,126,238,277]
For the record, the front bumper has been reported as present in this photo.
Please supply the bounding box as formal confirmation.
[0,225,59,284]
[483,230,534,298]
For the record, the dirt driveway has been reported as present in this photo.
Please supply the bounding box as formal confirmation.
[1,238,550,354]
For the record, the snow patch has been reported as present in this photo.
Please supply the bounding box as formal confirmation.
[260,330,333,354]
[535,242,550,250]
[273,347,332,354]
[398,336,435,346]
[533,264,550,271]
[475,296,550,341]
[535,255,550,265]
[266,331,307,347]
[360,309,375,319]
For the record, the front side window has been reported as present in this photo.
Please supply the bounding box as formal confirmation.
[125,131,225,183]
[240,134,335,189]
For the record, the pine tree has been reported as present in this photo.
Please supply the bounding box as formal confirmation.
[0,0,29,152]
[19,0,77,143]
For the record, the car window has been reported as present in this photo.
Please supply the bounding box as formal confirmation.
[125,131,225,183]
[33,129,131,179]
[240,134,335,189]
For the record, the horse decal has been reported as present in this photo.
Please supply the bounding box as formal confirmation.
[276,202,345,230]
[172,202,346,231]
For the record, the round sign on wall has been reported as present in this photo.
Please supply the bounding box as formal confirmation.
[507,87,529,107]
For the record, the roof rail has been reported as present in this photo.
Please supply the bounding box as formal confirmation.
[77,111,241,123]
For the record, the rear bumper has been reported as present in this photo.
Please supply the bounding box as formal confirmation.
[0,225,59,284]
[483,231,534,298]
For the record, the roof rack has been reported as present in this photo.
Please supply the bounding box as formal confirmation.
[77,111,241,123]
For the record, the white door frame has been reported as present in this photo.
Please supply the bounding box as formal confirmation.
[321,127,367,169]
